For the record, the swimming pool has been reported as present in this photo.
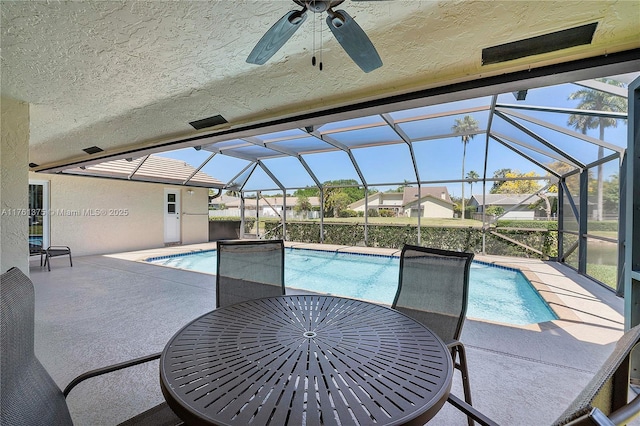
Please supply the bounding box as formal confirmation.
[147,248,558,326]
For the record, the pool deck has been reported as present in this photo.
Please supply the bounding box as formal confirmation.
[29,241,626,425]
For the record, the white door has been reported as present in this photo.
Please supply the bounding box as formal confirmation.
[164,189,181,243]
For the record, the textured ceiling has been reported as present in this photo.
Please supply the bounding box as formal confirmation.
[1,1,639,169]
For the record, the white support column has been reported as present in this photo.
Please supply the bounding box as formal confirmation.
[1,97,30,273]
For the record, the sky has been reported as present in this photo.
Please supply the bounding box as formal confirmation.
[156,74,635,198]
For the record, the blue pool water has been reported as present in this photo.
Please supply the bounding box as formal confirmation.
[147,248,557,325]
[29,236,43,246]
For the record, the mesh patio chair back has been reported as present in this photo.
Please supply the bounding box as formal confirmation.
[447,324,640,426]
[393,244,476,425]
[1,267,74,425]
[552,323,640,426]
[1,267,183,426]
[393,245,474,342]
[216,239,285,308]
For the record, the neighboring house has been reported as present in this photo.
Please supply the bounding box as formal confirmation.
[224,196,322,218]
[28,155,220,256]
[209,194,241,210]
[348,187,454,218]
[468,193,538,219]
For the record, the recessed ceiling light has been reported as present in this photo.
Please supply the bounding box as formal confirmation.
[189,115,228,130]
[83,146,104,155]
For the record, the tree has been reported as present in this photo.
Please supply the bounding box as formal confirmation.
[490,168,512,193]
[568,78,626,221]
[602,174,620,216]
[452,115,479,219]
[493,171,541,194]
[294,195,312,218]
[293,187,320,198]
[544,161,595,196]
[388,180,413,193]
[493,171,554,218]
[466,170,479,196]
[325,180,367,203]
[325,191,351,217]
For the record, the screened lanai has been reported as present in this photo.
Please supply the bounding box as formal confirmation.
[56,72,636,296]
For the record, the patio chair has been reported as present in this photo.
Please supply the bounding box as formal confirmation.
[29,242,46,266]
[392,244,475,426]
[216,239,285,308]
[446,324,640,426]
[43,245,73,271]
[0,267,183,426]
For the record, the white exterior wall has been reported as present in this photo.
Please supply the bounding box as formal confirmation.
[1,97,30,273]
[422,199,454,218]
[32,172,208,256]
[404,198,454,218]
[501,210,535,219]
[379,194,403,207]
[351,193,403,212]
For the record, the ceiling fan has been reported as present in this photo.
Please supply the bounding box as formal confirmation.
[246,0,383,73]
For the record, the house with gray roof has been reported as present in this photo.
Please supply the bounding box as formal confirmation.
[349,187,454,218]
[468,193,538,219]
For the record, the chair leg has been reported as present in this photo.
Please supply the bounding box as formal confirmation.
[45,254,51,271]
[68,252,72,267]
[452,344,474,426]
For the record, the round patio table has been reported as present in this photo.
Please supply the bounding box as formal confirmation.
[160,295,453,426]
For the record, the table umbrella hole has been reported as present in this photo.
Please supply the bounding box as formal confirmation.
[303,331,317,338]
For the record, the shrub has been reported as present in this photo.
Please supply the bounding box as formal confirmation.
[378,209,395,217]
[485,205,504,216]
[338,209,359,218]
[496,220,558,230]
[267,221,558,259]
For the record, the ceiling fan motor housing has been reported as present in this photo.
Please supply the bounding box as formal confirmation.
[305,1,334,13]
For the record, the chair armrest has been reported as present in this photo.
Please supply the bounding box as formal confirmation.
[46,246,71,251]
[63,352,161,397]
[447,394,500,426]
[564,408,616,425]
[608,393,640,425]
[446,339,462,349]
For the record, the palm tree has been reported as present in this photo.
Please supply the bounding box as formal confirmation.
[466,170,479,197]
[452,116,479,219]
[568,79,626,221]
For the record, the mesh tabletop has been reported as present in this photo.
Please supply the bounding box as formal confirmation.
[160,295,453,426]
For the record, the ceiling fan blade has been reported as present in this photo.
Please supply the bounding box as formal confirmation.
[326,10,382,73]
[247,10,308,65]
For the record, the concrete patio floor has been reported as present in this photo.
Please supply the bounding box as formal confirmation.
[28,242,626,425]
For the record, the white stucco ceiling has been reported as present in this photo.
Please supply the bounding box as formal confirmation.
[1,1,639,169]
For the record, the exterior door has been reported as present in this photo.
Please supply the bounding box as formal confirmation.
[164,189,181,243]
[28,180,50,249]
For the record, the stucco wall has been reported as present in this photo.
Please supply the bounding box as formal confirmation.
[1,97,29,274]
[30,172,208,256]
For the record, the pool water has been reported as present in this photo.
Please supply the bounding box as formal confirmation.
[148,248,557,326]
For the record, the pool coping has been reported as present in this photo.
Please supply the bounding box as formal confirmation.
[465,258,580,332]
[137,241,575,331]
